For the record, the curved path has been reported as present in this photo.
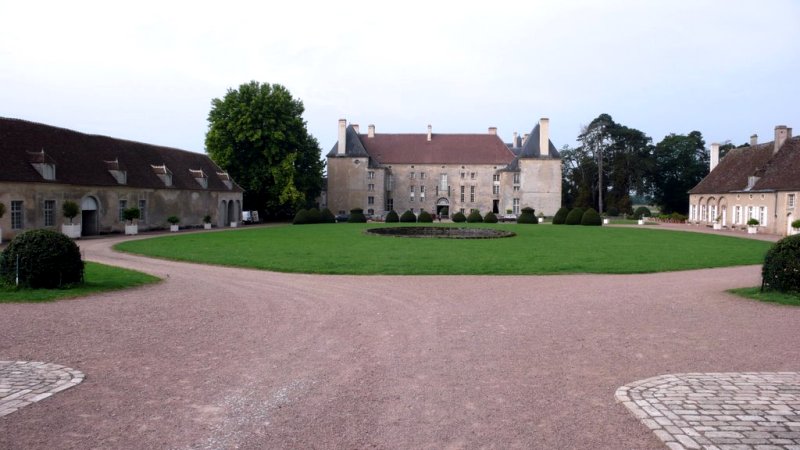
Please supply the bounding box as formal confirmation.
[1,232,799,449]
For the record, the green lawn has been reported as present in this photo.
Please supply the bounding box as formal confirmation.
[114,223,772,275]
[728,287,800,306]
[0,261,160,302]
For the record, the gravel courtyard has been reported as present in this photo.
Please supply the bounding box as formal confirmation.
[1,233,799,449]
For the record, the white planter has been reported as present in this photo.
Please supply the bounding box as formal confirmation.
[170,224,179,232]
[230,221,238,228]
[204,223,212,230]
[603,218,609,225]
[61,223,82,238]
[713,223,722,230]
[538,217,544,223]
[637,219,644,225]
[125,224,138,235]
[747,226,758,234]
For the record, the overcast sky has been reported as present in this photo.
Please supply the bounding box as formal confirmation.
[2,0,798,157]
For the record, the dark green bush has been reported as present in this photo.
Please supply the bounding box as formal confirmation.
[483,212,498,223]
[293,209,310,225]
[122,207,140,223]
[565,207,584,225]
[385,210,399,223]
[400,210,417,223]
[418,211,433,223]
[517,207,537,224]
[306,208,322,224]
[452,211,466,223]
[792,219,800,229]
[762,235,800,293]
[606,206,620,217]
[320,208,336,223]
[466,210,483,223]
[633,206,651,219]
[348,208,367,223]
[581,208,602,226]
[552,207,569,225]
[0,229,84,288]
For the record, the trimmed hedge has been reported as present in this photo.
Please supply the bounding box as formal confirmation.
[552,207,569,225]
[606,206,620,217]
[385,210,399,223]
[320,208,336,223]
[418,211,433,223]
[451,211,466,223]
[348,208,367,223]
[400,210,417,223]
[483,212,498,223]
[581,208,602,226]
[762,234,800,294]
[307,208,322,224]
[293,209,310,224]
[565,207,584,225]
[517,207,537,224]
[0,229,84,288]
[633,206,651,219]
[466,210,483,223]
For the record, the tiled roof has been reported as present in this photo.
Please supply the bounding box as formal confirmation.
[689,136,800,194]
[0,117,242,192]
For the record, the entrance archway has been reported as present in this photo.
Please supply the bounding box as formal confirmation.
[436,197,450,218]
[227,200,235,225]
[80,196,99,236]
[219,201,228,227]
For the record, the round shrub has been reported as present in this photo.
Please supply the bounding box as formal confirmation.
[517,207,537,224]
[348,208,367,223]
[320,208,336,223]
[466,210,483,223]
[762,234,800,293]
[747,218,760,226]
[122,207,140,223]
[552,207,569,225]
[385,210,399,223]
[418,211,433,223]
[581,208,602,226]
[293,208,310,225]
[633,206,651,220]
[400,210,417,223]
[792,219,800,229]
[0,229,84,288]
[606,206,620,217]
[306,208,322,224]
[483,212,498,223]
[565,207,584,225]
[451,211,466,223]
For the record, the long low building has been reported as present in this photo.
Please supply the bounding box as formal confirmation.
[0,117,243,241]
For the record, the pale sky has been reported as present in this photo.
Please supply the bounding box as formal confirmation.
[1,0,798,158]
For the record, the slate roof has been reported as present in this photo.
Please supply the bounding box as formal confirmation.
[0,117,242,192]
[519,123,560,158]
[689,136,800,194]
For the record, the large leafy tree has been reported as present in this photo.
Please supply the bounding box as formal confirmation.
[650,131,708,214]
[206,81,324,218]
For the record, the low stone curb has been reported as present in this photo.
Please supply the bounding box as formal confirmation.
[0,360,84,418]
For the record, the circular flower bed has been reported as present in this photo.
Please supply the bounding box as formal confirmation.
[365,226,515,239]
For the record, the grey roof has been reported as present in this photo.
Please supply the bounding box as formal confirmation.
[519,123,560,158]
[325,125,369,158]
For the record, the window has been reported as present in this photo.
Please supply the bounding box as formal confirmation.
[789,194,796,208]
[138,199,147,223]
[513,173,520,184]
[387,174,394,190]
[367,171,375,179]
[410,172,416,180]
[759,206,767,226]
[44,200,55,227]
[410,185,415,202]
[470,186,475,202]
[513,198,520,214]
[470,172,476,180]
[493,185,499,195]
[493,174,500,182]
[386,198,394,211]
[368,196,374,205]
[747,206,754,221]
[119,200,128,222]
[701,205,707,221]
[460,172,465,179]
[460,186,465,202]
[368,208,374,215]
[368,184,374,191]
[11,201,23,229]
[420,172,426,180]
[460,208,465,214]
[734,206,741,224]
[420,185,425,199]
[439,173,447,191]
[513,186,520,192]
[689,204,695,221]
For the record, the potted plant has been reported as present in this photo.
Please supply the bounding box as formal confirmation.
[792,219,800,235]
[537,212,545,223]
[713,215,722,230]
[0,201,5,244]
[167,215,180,232]
[61,200,81,238]
[203,214,212,230]
[747,218,759,234]
[123,207,140,235]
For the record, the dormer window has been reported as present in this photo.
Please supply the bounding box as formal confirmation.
[745,176,760,191]
[105,158,127,185]
[217,171,233,190]
[151,164,173,187]
[28,149,56,180]
[189,169,208,188]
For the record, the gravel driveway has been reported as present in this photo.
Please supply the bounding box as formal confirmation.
[1,232,799,449]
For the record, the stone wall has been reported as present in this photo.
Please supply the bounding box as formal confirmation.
[688,191,800,236]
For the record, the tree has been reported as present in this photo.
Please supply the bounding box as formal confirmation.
[206,81,324,218]
[650,131,708,214]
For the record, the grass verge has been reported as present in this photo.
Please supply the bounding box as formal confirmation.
[0,261,160,303]
[728,287,800,306]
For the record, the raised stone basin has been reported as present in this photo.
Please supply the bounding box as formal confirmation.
[365,226,515,239]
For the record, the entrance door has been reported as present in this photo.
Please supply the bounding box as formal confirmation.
[80,196,99,235]
[436,198,449,218]
[493,200,499,214]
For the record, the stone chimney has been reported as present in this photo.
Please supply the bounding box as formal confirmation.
[774,125,793,154]
[488,127,497,135]
[368,124,375,138]
[337,119,346,155]
[710,143,720,172]
[750,134,758,146]
[352,124,359,134]
[539,118,550,156]
[427,124,432,142]
[523,133,529,144]
[512,132,518,147]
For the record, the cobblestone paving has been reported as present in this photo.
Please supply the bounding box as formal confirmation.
[0,361,84,418]
[616,372,800,450]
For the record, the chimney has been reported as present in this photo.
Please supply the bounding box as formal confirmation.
[337,119,346,155]
[352,124,360,134]
[710,143,720,172]
[368,124,375,138]
[488,127,497,135]
[512,131,518,147]
[539,118,550,156]
[774,125,793,154]
[750,134,758,146]
[523,133,529,144]
[427,124,432,142]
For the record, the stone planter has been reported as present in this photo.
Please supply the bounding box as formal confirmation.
[170,224,179,232]
[538,217,544,223]
[713,223,722,230]
[61,223,81,239]
[204,223,212,230]
[747,226,758,234]
[603,218,609,225]
[125,224,138,235]
[230,221,238,228]
[637,219,644,225]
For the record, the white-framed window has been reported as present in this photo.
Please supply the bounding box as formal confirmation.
[119,199,128,222]
[439,173,447,191]
[410,185,415,202]
[513,198,520,215]
[759,206,767,226]
[44,200,55,227]
[701,205,707,221]
[493,174,500,182]
[734,205,741,224]
[470,186,475,202]
[138,199,147,223]
[367,171,374,179]
[513,173,520,184]
[493,185,500,195]
[420,185,425,200]
[11,200,23,229]
[689,204,695,221]
[789,194,796,208]
[747,206,754,221]
[460,186,465,202]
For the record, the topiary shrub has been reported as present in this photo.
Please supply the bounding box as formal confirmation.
[792,219,800,229]
[633,206,651,220]
[607,206,620,217]
[167,215,180,225]
[306,208,322,224]
[466,210,483,223]
[452,211,466,223]
[483,212,498,223]
[552,207,569,225]
[62,200,79,224]
[565,207,584,225]
[348,208,367,223]
[418,211,433,223]
[320,208,336,223]
[123,207,140,224]
[293,209,310,225]
[581,208,602,226]
[0,229,84,288]
[762,234,800,293]
[385,210,399,223]
[517,207,537,224]
[400,210,417,223]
